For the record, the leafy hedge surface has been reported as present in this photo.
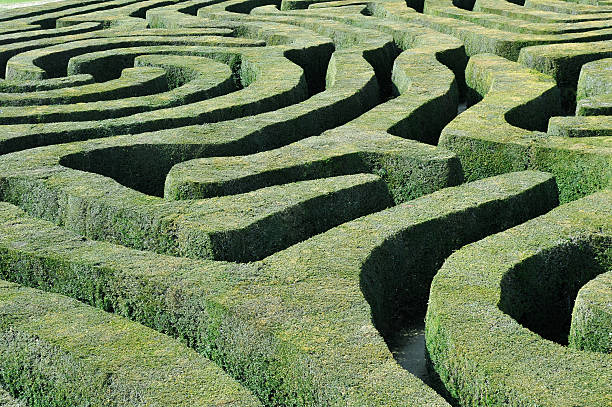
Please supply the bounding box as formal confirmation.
[426,189,612,407]
[1,45,311,154]
[1,0,612,404]
[0,386,25,407]
[439,53,612,203]
[575,58,612,116]
[569,271,612,353]
[163,27,467,202]
[0,139,398,262]
[0,171,557,406]
[0,280,262,407]
[370,0,612,60]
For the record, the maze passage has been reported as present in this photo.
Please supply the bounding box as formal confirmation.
[0,0,610,406]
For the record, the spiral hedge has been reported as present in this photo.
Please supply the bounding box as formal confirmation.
[0,0,610,405]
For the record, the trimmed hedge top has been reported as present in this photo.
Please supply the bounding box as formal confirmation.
[426,189,612,406]
[0,171,557,406]
[569,270,612,353]
[0,279,262,406]
[1,0,611,405]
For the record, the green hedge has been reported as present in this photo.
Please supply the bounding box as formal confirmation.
[0,0,153,29]
[0,66,169,106]
[426,189,612,407]
[0,170,557,406]
[1,51,238,122]
[163,8,469,202]
[547,115,612,137]
[235,5,470,144]
[577,58,612,102]
[438,53,611,203]
[0,386,24,407]
[576,58,612,116]
[200,5,467,145]
[55,0,186,29]
[0,45,310,154]
[0,18,343,155]
[577,94,612,116]
[370,0,612,61]
[350,32,461,144]
[0,26,233,87]
[0,22,101,48]
[0,280,261,406]
[163,126,462,203]
[1,1,610,405]
[0,139,396,262]
[0,73,94,93]
[519,41,612,89]
[524,0,611,15]
[569,271,612,353]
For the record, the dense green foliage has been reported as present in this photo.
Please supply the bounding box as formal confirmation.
[0,0,610,405]
[426,190,612,406]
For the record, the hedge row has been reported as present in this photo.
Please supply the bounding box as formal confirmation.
[242,3,470,116]
[0,0,153,29]
[518,39,612,89]
[0,171,557,406]
[438,53,611,203]
[0,2,609,406]
[1,3,461,264]
[146,0,228,29]
[548,115,612,137]
[0,279,261,406]
[524,0,612,15]
[0,65,170,106]
[199,0,469,139]
[576,57,612,116]
[0,22,102,48]
[0,136,399,262]
[0,45,311,154]
[163,9,468,202]
[569,271,612,353]
[547,53,611,136]
[370,0,612,60]
[164,126,461,203]
[517,39,612,112]
[426,189,612,406]
[345,31,461,144]
[474,0,612,23]
[1,12,368,154]
[428,0,612,36]
[5,35,257,80]
[55,0,188,29]
[2,50,239,123]
[141,0,469,209]
[0,10,430,263]
[0,26,234,86]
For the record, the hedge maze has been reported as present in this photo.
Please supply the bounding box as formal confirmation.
[0,0,609,405]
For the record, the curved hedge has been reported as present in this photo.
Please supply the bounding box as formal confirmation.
[426,189,612,406]
[0,280,262,406]
[0,171,556,406]
[1,0,611,405]
[569,271,612,353]
[439,53,611,203]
